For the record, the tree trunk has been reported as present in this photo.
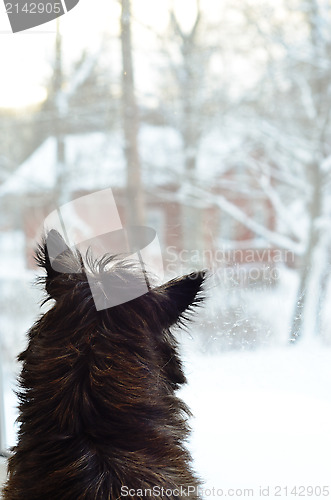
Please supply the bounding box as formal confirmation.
[168,6,203,258]
[120,0,145,229]
[54,19,67,208]
[290,163,322,342]
[181,141,202,256]
[180,43,202,255]
[313,238,331,337]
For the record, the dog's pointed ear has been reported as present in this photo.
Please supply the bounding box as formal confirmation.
[35,230,82,299]
[154,271,206,328]
[36,230,74,275]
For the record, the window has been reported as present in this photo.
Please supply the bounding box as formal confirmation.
[0,1,330,491]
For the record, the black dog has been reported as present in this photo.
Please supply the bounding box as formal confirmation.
[3,230,205,500]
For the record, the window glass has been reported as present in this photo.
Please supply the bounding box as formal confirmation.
[1,0,331,492]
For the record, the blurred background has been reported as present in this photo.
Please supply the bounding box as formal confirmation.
[1,0,331,495]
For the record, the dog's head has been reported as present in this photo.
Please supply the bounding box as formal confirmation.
[34,230,206,389]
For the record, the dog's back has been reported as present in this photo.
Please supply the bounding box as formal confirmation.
[3,231,205,500]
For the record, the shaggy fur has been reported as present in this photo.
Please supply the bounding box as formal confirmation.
[3,230,205,500]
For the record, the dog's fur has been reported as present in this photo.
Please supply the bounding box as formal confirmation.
[3,230,205,500]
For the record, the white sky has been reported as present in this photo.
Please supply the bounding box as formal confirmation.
[0,0,220,109]
[0,0,118,107]
[0,0,290,109]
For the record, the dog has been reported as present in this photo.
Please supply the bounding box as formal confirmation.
[3,230,205,499]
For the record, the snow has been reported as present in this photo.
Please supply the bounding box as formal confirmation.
[0,138,57,196]
[195,130,243,183]
[192,184,306,255]
[0,232,26,278]
[0,124,246,199]
[180,341,331,498]
[0,125,183,197]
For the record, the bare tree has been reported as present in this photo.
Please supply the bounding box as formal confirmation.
[120,0,145,229]
[53,19,67,207]
[229,0,331,342]
[159,1,219,253]
[158,0,331,341]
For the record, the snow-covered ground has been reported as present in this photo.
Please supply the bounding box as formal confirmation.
[181,340,331,499]
[1,340,330,499]
[0,458,6,493]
